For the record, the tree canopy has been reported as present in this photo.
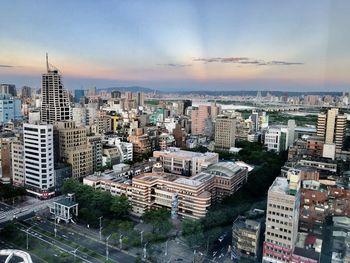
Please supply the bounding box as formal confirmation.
[62,178,131,226]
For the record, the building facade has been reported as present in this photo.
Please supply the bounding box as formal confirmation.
[23,123,55,198]
[214,115,236,151]
[263,173,301,263]
[153,147,219,176]
[41,56,71,123]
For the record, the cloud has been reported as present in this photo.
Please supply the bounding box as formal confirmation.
[157,63,192,67]
[0,64,14,68]
[193,57,303,66]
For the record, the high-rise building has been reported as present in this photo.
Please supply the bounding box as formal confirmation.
[74,89,85,103]
[21,86,32,99]
[0,84,17,97]
[136,92,144,107]
[317,108,346,156]
[210,101,220,119]
[191,105,210,135]
[263,172,301,263]
[41,54,71,124]
[87,134,103,172]
[23,123,55,198]
[0,95,22,123]
[11,137,24,186]
[215,115,236,151]
[111,90,121,99]
[54,121,93,178]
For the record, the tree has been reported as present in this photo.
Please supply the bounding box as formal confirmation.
[182,219,205,247]
[110,195,131,217]
[143,208,173,235]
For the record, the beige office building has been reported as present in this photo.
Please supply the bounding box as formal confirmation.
[11,138,24,186]
[84,161,247,220]
[215,115,236,150]
[54,121,93,178]
[317,108,346,154]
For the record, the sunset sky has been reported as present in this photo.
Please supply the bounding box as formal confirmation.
[0,0,349,91]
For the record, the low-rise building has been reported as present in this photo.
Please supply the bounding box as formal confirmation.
[153,147,218,176]
[232,216,262,261]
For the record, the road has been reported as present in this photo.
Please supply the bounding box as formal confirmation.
[17,221,100,263]
[22,217,136,263]
[0,196,63,224]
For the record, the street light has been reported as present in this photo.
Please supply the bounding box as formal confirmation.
[140,230,144,246]
[143,242,148,259]
[99,216,103,241]
[72,247,79,263]
[26,226,34,250]
[106,234,112,261]
[119,234,123,250]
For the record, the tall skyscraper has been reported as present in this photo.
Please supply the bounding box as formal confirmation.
[317,108,346,156]
[214,115,236,150]
[41,54,71,124]
[263,171,301,263]
[23,123,55,198]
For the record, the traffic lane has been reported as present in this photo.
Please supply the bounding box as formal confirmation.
[16,223,101,263]
[25,218,136,263]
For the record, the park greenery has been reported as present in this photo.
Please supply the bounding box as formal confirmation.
[62,178,131,226]
[0,184,26,203]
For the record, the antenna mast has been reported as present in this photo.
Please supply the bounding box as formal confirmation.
[46,53,49,72]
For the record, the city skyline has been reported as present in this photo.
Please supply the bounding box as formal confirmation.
[1,0,350,91]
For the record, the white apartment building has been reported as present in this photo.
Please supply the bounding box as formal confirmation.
[23,123,55,198]
[107,137,133,162]
[264,122,295,152]
[263,172,301,263]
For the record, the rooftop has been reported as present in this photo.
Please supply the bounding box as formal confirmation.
[174,178,202,187]
[207,162,244,178]
[154,147,217,159]
[54,198,78,207]
[269,177,289,194]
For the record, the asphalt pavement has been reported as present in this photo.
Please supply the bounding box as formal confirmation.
[23,217,137,263]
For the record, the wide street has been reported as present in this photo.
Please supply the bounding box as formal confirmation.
[0,196,63,224]
[20,217,137,263]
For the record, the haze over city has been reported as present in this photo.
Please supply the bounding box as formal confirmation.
[1,0,350,91]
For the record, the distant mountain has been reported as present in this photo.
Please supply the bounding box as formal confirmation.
[97,86,156,93]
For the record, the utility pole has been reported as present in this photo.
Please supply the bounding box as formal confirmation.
[106,234,112,261]
[99,216,103,241]
[26,226,34,250]
[140,230,144,246]
[165,240,168,256]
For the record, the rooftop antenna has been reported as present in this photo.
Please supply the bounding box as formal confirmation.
[46,52,49,72]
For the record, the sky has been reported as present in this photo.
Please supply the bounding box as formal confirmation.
[0,0,350,92]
